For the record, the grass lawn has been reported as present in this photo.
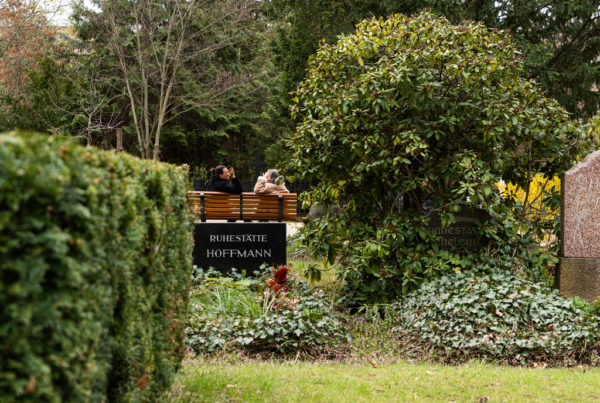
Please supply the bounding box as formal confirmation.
[168,359,600,402]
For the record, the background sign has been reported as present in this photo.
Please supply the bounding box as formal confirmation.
[427,207,490,254]
[193,223,286,273]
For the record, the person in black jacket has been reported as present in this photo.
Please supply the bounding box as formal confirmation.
[206,165,242,194]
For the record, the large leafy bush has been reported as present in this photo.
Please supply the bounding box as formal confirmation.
[0,131,193,401]
[391,273,599,364]
[289,12,586,304]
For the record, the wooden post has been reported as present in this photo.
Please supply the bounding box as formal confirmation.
[278,195,283,222]
[116,128,123,152]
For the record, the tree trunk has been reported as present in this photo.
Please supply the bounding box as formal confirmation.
[116,128,123,152]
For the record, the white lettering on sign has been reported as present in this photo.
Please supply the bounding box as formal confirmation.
[439,238,477,248]
[209,234,268,242]
[206,249,272,258]
[433,226,475,235]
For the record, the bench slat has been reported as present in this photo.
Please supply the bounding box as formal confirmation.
[198,210,296,214]
[201,208,296,213]
[188,191,299,222]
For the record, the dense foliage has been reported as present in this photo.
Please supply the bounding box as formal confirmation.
[270,0,600,119]
[0,131,193,401]
[186,267,350,357]
[0,1,280,177]
[73,0,266,160]
[391,272,599,364]
[5,1,600,174]
[0,0,57,131]
[498,174,561,246]
[290,13,586,304]
[4,1,600,171]
[265,0,600,169]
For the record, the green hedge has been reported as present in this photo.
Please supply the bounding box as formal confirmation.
[0,131,194,402]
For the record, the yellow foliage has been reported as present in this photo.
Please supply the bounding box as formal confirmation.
[497,174,561,222]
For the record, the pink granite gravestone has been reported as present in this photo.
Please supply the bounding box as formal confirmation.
[559,150,600,301]
[562,150,600,257]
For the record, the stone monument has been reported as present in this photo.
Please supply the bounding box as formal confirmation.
[559,150,600,302]
[427,206,491,254]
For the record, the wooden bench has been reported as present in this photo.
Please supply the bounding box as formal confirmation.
[188,191,298,222]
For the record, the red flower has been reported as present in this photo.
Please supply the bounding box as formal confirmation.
[273,265,288,284]
[267,265,289,295]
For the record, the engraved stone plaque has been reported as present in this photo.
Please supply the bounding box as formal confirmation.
[428,207,491,254]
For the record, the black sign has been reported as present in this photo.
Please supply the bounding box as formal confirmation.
[193,223,286,273]
[428,207,490,253]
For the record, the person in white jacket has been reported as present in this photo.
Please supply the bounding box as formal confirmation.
[254,169,289,194]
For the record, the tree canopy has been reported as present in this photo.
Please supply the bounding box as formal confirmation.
[73,0,267,160]
[0,0,56,130]
[270,0,600,119]
[1,1,599,174]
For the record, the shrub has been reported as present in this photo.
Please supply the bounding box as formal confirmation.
[288,12,587,304]
[0,131,193,401]
[186,270,350,356]
[497,174,561,257]
[576,296,600,317]
[390,272,599,364]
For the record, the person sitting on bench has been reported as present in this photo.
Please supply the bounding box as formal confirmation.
[206,165,242,194]
[254,169,289,194]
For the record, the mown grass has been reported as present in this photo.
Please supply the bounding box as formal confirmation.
[168,359,600,402]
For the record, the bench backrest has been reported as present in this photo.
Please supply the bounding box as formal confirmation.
[188,191,298,222]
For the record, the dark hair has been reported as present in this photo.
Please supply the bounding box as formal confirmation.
[212,165,226,177]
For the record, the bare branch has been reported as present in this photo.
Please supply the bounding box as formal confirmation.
[81,0,262,160]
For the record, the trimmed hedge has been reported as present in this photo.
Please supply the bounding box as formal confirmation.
[0,131,194,402]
